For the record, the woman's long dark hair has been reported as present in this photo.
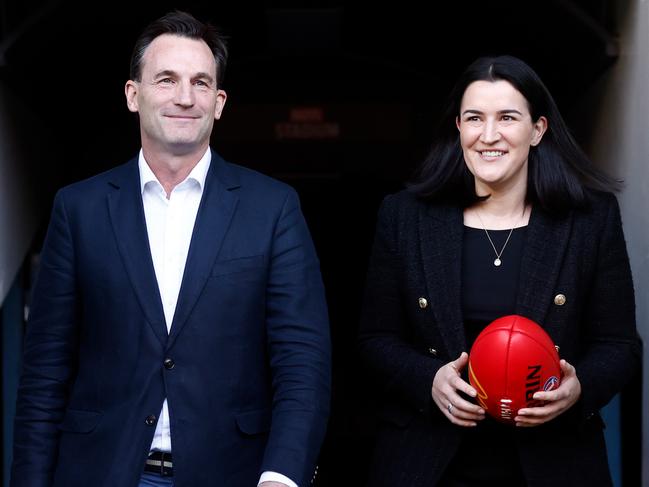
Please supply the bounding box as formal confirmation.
[409,56,619,212]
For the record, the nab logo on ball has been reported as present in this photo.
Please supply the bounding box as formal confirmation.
[468,315,561,424]
[543,376,560,391]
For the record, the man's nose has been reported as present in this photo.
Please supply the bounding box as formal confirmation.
[174,80,194,107]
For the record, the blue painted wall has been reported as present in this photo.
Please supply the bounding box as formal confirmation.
[602,395,622,487]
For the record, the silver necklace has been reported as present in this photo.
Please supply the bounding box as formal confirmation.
[475,210,521,267]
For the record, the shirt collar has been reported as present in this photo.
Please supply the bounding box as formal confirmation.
[138,147,212,195]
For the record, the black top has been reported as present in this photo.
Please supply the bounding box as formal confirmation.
[462,225,526,348]
[440,225,528,486]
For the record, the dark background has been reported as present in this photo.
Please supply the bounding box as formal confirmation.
[0,1,640,485]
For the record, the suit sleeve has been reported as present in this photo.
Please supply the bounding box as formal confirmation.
[358,196,445,414]
[11,190,80,487]
[260,188,331,487]
[575,195,642,418]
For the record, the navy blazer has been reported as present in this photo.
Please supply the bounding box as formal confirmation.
[359,189,641,486]
[12,151,331,487]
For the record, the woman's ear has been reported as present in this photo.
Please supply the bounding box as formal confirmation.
[531,116,548,146]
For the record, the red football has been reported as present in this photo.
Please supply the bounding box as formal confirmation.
[468,315,561,424]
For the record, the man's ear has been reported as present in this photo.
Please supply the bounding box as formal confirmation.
[125,80,139,113]
[214,89,227,120]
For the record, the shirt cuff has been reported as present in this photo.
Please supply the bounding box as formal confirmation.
[258,470,299,487]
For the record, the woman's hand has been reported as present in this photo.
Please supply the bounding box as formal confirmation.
[432,352,485,427]
[515,359,582,427]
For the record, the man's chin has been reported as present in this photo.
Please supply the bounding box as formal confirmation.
[163,139,209,157]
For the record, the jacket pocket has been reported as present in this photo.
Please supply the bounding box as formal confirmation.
[211,255,265,277]
[235,408,271,435]
[58,409,102,433]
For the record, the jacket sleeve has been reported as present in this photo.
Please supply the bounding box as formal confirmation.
[260,188,331,487]
[358,195,445,414]
[575,194,642,418]
[11,190,80,487]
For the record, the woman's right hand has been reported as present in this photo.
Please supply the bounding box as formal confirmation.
[432,352,485,427]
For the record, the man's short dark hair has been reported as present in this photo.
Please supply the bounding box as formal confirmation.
[129,10,228,87]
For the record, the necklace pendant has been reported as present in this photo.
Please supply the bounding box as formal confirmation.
[494,258,502,267]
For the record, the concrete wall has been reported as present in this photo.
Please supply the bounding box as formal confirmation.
[585,1,649,484]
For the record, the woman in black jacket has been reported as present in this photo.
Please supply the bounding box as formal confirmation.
[359,55,641,486]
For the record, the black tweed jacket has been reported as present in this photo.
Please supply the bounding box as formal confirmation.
[359,189,641,487]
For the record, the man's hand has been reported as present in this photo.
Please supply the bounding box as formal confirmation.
[515,359,581,427]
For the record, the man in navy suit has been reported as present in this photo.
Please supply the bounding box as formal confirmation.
[11,11,331,487]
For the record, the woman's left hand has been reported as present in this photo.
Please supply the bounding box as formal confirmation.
[514,359,581,427]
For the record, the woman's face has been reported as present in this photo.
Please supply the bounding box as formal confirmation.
[456,80,547,197]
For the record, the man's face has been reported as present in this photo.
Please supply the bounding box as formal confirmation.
[125,34,227,156]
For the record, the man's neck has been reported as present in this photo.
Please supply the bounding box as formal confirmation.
[142,144,208,197]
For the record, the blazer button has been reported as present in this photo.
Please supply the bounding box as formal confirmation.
[145,415,157,426]
[554,294,566,306]
[427,347,437,356]
[418,297,428,309]
[163,358,175,370]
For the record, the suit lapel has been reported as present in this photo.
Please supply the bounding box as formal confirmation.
[107,159,168,346]
[167,152,240,347]
[419,203,467,356]
[516,206,573,341]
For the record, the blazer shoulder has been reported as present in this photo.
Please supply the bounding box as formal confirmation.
[379,189,456,223]
[379,189,426,215]
[578,189,621,220]
[57,160,135,197]
[219,159,297,202]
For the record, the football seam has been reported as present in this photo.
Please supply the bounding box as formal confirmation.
[511,329,560,365]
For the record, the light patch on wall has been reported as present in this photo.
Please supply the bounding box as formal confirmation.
[0,83,39,303]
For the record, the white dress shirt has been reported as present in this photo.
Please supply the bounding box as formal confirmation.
[140,148,208,452]
[139,149,297,487]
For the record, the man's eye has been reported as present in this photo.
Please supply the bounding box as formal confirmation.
[502,115,514,121]
[158,78,174,84]
[194,80,209,87]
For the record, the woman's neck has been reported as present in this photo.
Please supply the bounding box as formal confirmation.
[464,192,530,230]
